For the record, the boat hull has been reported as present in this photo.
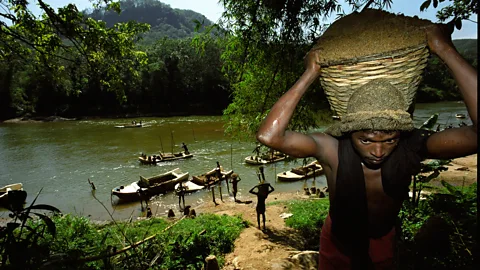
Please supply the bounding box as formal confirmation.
[0,183,26,207]
[277,162,324,182]
[138,152,193,164]
[191,169,233,186]
[115,124,143,128]
[244,155,286,165]
[111,168,189,201]
[174,181,205,194]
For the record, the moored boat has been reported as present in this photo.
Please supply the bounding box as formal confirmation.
[244,151,287,165]
[174,180,205,194]
[111,181,148,201]
[138,151,193,164]
[191,167,234,186]
[0,183,27,207]
[111,168,189,201]
[143,168,189,194]
[277,161,324,182]
[115,123,143,128]
[455,113,466,119]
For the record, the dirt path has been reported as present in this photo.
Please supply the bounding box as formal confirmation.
[196,192,311,270]
[195,154,477,270]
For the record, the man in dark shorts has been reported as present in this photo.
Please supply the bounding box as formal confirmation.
[249,171,275,231]
[230,173,241,202]
[176,182,186,211]
[256,24,477,269]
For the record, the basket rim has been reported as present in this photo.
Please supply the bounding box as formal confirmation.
[318,44,428,68]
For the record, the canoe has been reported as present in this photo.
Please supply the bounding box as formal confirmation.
[142,168,189,195]
[115,123,143,128]
[174,180,205,194]
[277,161,324,182]
[112,168,189,201]
[244,152,287,165]
[111,181,148,201]
[0,183,27,207]
[191,167,234,186]
[138,151,193,164]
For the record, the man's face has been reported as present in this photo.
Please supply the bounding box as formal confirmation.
[351,130,401,167]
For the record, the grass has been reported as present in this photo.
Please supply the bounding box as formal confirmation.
[8,213,247,269]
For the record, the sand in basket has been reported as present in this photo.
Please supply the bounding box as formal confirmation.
[311,8,433,116]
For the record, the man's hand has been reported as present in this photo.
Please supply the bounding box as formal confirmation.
[304,49,321,75]
[425,23,455,56]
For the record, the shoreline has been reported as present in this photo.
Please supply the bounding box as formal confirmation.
[1,154,476,226]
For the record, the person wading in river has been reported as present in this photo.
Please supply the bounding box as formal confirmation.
[256,24,477,269]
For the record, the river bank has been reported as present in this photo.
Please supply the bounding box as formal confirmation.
[0,154,476,269]
[0,102,472,221]
[193,154,477,270]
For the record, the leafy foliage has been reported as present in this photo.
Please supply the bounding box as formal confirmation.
[0,0,477,126]
[218,0,477,137]
[283,182,476,269]
[2,210,246,269]
[284,198,329,250]
[0,0,231,119]
[398,182,477,269]
[0,189,61,268]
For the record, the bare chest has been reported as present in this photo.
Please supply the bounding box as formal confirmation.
[362,165,402,223]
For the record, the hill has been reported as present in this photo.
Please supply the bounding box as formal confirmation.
[87,0,214,41]
[453,39,477,59]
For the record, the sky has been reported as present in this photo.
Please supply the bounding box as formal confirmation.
[25,0,477,39]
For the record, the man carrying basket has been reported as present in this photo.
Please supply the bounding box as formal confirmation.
[256,23,477,269]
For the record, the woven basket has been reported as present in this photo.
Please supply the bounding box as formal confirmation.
[319,44,429,117]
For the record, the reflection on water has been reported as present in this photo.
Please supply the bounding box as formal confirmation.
[0,102,471,221]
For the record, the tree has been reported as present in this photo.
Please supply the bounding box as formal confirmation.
[0,0,149,117]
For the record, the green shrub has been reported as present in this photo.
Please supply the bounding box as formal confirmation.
[398,182,477,269]
[284,198,330,250]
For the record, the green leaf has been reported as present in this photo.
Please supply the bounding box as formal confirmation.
[455,18,462,30]
[26,204,61,213]
[32,213,57,237]
[420,0,431,11]
[420,113,439,130]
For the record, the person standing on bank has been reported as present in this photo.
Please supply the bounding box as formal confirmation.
[230,173,241,202]
[249,172,275,231]
[256,24,477,269]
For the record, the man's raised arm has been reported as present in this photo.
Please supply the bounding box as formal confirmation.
[425,24,478,159]
[256,50,335,159]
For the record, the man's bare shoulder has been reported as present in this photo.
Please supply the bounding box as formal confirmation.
[309,132,339,165]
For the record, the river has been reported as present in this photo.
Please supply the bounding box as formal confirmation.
[0,101,471,221]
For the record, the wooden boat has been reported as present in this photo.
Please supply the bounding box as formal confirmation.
[244,151,287,165]
[191,167,234,186]
[277,161,324,182]
[111,181,148,201]
[138,151,193,164]
[142,168,189,195]
[455,113,466,119]
[174,180,205,194]
[115,123,143,128]
[112,168,189,201]
[0,183,26,207]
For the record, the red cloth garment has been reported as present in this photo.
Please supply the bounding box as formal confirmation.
[319,214,395,270]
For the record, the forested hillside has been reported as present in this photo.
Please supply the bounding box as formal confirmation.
[87,0,214,41]
[453,39,477,59]
[0,0,477,125]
